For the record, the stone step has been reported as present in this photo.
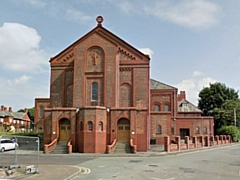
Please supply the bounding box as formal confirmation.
[114,142,131,154]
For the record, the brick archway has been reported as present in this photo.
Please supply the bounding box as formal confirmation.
[59,118,70,141]
[117,118,130,142]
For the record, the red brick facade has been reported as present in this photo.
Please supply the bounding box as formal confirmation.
[34,17,213,153]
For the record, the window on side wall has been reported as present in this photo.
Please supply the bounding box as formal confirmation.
[39,107,44,118]
[196,126,200,134]
[203,126,207,134]
[92,82,98,101]
[157,125,162,134]
[88,121,93,131]
[98,121,103,131]
[164,104,169,111]
[154,104,160,111]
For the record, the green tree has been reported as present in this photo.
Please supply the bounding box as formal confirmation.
[217,125,240,142]
[17,107,35,121]
[198,82,239,133]
[198,82,238,115]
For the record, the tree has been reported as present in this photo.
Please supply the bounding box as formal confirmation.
[198,82,239,133]
[18,107,34,121]
[198,82,239,115]
[214,99,240,131]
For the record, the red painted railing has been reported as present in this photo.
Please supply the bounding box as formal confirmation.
[106,139,117,154]
[44,138,57,154]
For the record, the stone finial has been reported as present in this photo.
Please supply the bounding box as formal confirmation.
[96,16,104,26]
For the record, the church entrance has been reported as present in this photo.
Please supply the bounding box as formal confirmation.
[59,118,70,141]
[117,118,130,142]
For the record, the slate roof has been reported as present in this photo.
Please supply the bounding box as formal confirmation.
[150,79,177,90]
[178,99,202,113]
[0,110,29,120]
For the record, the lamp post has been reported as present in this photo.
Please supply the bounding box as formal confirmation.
[208,110,213,146]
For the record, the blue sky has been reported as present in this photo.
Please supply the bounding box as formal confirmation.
[0,0,240,111]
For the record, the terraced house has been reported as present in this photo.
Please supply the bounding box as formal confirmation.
[34,16,213,153]
[0,105,31,132]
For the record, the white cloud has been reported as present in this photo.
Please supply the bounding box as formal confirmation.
[193,71,203,77]
[175,72,216,105]
[117,1,134,14]
[65,9,92,22]
[144,0,219,29]
[23,0,46,8]
[138,48,154,57]
[7,75,32,86]
[0,22,49,73]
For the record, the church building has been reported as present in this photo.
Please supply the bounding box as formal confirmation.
[34,16,213,153]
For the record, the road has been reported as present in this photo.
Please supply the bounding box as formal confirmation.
[0,144,240,180]
[73,144,240,180]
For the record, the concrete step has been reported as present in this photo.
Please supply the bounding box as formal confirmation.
[114,142,131,154]
[51,141,68,154]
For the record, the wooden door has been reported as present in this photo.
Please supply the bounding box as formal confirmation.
[117,118,130,142]
[59,119,70,141]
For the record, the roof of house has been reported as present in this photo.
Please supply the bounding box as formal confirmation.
[50,17,150,63]
[150,79,177,90]
[0,111,30,121]
[178,99,202,113]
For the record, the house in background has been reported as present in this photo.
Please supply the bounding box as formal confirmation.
[0,105,31,132]
[34,16,213,153]
[150,80,213,145]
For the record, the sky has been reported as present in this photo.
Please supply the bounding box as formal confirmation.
[0,0,240,111]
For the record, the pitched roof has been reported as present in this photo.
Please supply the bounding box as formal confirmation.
[178,99,202,113]
[0,111,30,121]
[150,79,177,90]
[50,21,150,63]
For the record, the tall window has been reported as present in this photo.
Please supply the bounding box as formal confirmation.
[196,126,200,134]
[88,121,93,131]
[39,107,44,118]
[203,126,207,134]
[92,82,98,101]
[164,104,169,111]
[157,125,162,134]
[154,104,160,111]
[98,121,103,131]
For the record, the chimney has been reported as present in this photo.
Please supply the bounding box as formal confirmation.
[178,91,186,101]
[9,107,13,112]
[1,105,4,111]
[24,108,28,113]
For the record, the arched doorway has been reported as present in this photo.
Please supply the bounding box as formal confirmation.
[117,118,130,142]
[59,118,70,141]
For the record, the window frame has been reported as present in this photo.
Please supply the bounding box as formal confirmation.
[91,82,98,101]
[88,121,93,131]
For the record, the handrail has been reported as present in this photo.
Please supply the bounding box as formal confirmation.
[106,139,117,154]
[67,138,72,154]
[130,139,137,153]
[44,138,57,154]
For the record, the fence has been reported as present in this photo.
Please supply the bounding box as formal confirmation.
[0,135,40,178]
[164,135,232,152]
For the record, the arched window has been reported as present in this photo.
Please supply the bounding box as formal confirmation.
[39,107,44,118]
[92,82,98,101]
[164,104,169,111]
[157,125,162,134]
[98,121,103,131]
[154,104,160,111]
[88,121,93,131]
[203,126,207,134]
[80,121,83,131]
[196,126,200,134]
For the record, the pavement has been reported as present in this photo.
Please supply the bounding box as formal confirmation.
[3,143,239,180]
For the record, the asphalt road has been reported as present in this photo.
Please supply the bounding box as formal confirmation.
[0,144,239,180]
[73,144,240,180]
